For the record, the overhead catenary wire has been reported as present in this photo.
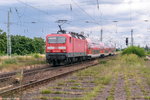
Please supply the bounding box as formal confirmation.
[71,0,100,25]
[16,0,49,15]
[15,0,60,20]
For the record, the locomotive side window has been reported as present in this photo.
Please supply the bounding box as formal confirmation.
[48,36,66,43]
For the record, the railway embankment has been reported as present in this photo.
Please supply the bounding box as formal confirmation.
[0,54,47,73]
[20,54,150,100]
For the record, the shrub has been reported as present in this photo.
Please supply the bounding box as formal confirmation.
[33,53,40,58]
[146,51,150,55]
[0,52,5,56]
[122,46,145,57]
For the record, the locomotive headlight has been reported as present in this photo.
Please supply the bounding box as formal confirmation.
[58,46,66,49]
[47,47,55,49]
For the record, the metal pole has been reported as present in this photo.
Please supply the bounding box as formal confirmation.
[131,29,133,46]
[7,10,11,57]
[100,29,103,42]
[113,21,118,34]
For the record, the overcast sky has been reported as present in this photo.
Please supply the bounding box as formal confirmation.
[0,0,149,48]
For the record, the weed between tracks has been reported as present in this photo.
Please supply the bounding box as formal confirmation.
[21,54,150,100]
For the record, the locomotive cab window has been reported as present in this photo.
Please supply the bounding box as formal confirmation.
[48,36,66,43]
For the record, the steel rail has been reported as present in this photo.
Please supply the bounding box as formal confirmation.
[0,61,98,97]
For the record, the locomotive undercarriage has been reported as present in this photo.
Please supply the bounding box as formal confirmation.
[46,53,88,66]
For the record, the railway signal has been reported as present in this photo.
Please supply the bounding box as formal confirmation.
[126,37,128,46]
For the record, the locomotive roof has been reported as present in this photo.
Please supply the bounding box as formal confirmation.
[47,32,86,40]
[69,32,86,40]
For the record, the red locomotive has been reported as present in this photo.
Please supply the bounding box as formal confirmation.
[46,28,115,66]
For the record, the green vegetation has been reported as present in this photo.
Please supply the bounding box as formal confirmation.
[50,97,62,100]
[0,30,7,55]
[122,46,146,57]
[0,29,45,55]
[53,87,62,89]
[121,54,144,66]
[36,54,149,100]
[0,55,46,71]
[70,87,84,90]
[39,96,49,100]
[144,96,150,99]
[52,91,65,94]
[73,83,81,86]
[99,61,107,64]
[66,79,76,83]
[34,53,40,58]
[57,82,65,86]
[40,89,52,94]
[2,58,17,64]
[146,51,150,55]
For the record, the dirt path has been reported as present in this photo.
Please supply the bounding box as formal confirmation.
[114,75,126,100]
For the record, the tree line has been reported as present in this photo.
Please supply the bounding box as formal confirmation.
[0,29,45,55]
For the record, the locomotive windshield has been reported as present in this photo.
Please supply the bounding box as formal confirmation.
[48,36,66,43]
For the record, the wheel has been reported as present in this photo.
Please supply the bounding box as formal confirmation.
[52,60,60,67]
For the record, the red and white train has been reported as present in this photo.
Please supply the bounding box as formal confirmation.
[46,30,115,66]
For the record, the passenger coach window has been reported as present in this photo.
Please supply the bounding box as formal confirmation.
[48,36,66,43]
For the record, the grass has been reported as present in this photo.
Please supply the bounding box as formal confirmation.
[40,89,52,94]
[39,96,49,100]
[144,96,150,99]
[106,81,117,100]
[82,85,103,100]
[70,86,84,90]
[66,79,76,83]
[52,91,65,94]
[141,67,150,86]
[99,60,107,64]
[124,74,131,99]
[2,58,17,64]
[0,54,46,71]
[53,87,62,89]
[51,97,62,100]
[81,54,149,99]
[73,83,81,86]
[94,76,112,85]
[57,82,66,86]
[37,54,149,100]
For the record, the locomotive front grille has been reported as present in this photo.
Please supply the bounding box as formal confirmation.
[46,53,67,61]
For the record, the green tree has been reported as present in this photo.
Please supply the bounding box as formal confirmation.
[0,29,7,54]
[0,28,45,55]
[33,37,45,54]
[11,35,35,55]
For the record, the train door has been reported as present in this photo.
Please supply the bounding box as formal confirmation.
[72,37,74,57]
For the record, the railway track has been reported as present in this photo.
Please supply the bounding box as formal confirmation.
[0,64,51,79]
[0,61,87,86]
[0,65,54,92]
[0,55,116,97]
